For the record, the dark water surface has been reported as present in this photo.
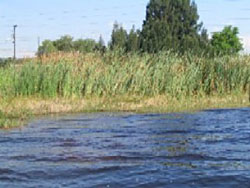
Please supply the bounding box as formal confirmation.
[0,108,250,188]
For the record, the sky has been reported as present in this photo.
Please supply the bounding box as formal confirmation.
[1,0,250,58]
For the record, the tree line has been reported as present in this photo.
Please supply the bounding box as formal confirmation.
[37,35,106,56]
[38,0,243,56]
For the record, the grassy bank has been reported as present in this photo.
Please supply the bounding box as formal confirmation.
[0,51,249,128]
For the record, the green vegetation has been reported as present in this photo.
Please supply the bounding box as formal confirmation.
[1,52,249,98]
[37,35,106,56]
[0,58,14,67]
[0,52,249,128]
[38,0,243,56]
[109,22,129,51]
[211,26,243,56]
[140,0,209,53]
[109,23,140,53]
[0,0,248,129]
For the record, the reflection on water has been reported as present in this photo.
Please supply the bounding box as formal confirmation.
[0,108,250,187]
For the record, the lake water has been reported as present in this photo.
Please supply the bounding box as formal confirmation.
[0,108,250,187]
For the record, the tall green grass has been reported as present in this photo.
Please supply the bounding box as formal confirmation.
[0,51,249,99]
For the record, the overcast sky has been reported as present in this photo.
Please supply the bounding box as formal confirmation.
[1,0,250,58]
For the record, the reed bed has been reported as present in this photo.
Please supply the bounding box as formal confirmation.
[0,51,249,128]
[0,51,249,98]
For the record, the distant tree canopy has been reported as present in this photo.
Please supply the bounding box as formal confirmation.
[126,26,140,52]
[96,35,106,53]
[37,0,243,56]
[211,26,243,55]
[37,40,57,56]
[140,0,209,53]
[37,35,106,56]
[74,39,97,53]
[109,22,128,51]
[109,23,140,52]
[53,35,74,52]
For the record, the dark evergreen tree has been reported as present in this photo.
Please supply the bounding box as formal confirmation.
[199,28,210,53]
[109,22,128,50]
[126,26,140,52]
[140,0,208,53]
[98,35,105,48]
[95,35,106,53]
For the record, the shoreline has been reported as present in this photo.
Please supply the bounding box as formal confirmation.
[0,93,249,129]
[0,53,249,129]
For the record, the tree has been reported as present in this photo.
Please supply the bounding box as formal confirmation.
[53,35,74,52]
[95,35,106,53]
[140,0,208,53]
[211,26,243,55]
[198,28,211,54]
[109,22,128,50]
[37,40,57,56]
[126,26,140,52]
[37,35,107,55]
[74,39,97,53]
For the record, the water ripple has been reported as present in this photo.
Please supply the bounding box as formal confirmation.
[0,108,249,187]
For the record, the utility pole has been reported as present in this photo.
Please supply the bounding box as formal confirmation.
[13,25,18,60]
